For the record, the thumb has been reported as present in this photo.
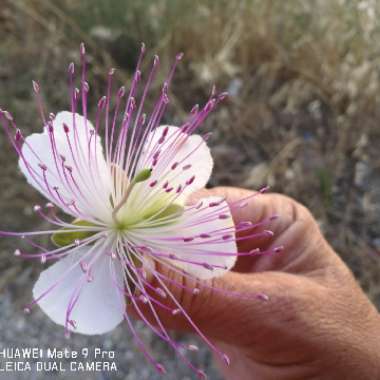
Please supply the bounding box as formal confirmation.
[129,259,303,346]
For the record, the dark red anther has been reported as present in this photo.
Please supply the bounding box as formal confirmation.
[15,129,23,142]
[186,176,195,185]
[162,126,169,137]
[153,151,160,160]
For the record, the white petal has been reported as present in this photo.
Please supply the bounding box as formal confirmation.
[32,246,125,335]
[19,112,112,220]
[133,126,213,205]
[128,196,237,280]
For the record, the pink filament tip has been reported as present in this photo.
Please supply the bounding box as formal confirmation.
[80,42,86,55]
[218,92,229,101]
[98,96,107,109]
[4,111,13,121]
[68,62,75,75]
[257,293,270,302]
[32,80,40,93]
[197,370,208,380]
[188,344,199,351]
[117,86,126,98]
[222,353,231,366]
[155,364,166,374]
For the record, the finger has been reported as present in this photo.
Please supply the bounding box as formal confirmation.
[190,187,331,273]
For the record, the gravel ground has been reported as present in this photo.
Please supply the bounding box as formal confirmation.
[0,288,221,380]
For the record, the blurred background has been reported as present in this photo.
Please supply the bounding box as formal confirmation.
[0,0,380,379]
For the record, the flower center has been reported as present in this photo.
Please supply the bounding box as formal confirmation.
[51,168,184,247]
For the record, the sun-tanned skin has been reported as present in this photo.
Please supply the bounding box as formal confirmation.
[131,187,380,380]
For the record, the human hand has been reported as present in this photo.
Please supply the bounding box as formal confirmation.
[132,187,380,380]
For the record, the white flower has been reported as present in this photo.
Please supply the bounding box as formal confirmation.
[0,44,241,374]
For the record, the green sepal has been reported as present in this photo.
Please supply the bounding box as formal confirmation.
[51,220,97,247]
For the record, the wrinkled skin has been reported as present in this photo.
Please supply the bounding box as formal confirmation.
[131,187,380,380]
